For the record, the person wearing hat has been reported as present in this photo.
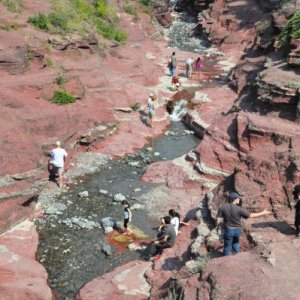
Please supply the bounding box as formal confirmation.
[216,192,271,256]
[49,141,68,188]
[293,185,300,237]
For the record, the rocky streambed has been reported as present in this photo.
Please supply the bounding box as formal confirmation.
[36,121,200,299]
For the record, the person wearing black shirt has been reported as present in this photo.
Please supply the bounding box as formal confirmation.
[217,192,271,256]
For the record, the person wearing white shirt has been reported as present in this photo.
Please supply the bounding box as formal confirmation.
[49,141,68,188]
[185,57,195,78]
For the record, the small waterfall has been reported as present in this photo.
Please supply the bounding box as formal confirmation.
[170,99,188,121]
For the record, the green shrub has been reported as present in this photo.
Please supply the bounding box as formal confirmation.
[130,102,141,111]
[280,11,300,45]
[1,0,23,12]
[48,12,68,31]
[28,13,50,31]
[51,90,76,105]
[94,19,127,42]
[124,5,137,17]
[139,0,152,13]
[28,0,127,42]
[1,22,21,31]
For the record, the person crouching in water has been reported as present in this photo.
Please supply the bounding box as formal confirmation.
[121,200,132,234]
[171,76,181,92]
[146,216,176,260]
[293,185,300,238]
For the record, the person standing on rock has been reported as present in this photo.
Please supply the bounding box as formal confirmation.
[216,192,271,256]
[146,216,176,260]
[147,93,156,128]
[169,52,177,77]
[185,57,194,78]
[121,200,132,234]
[49,141,68,188]
[195,57,202,78]
[293,185,300,238]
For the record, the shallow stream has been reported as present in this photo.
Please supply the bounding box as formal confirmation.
[36,122,200,299]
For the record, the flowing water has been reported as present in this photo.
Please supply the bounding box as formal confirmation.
[37,122,200,299]
[167,15,208,54]
[36,11,209,299]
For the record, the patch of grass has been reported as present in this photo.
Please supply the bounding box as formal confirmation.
[28,13,50,31]
[124,4,137,17]
[54,67,67,86]
[1,0,23,12]
[130,102,141,111]
[51,90,76,105]
[279,11,300,46]
[45,57,53,67]
[139,0,153,13]
[28,0,127,42]
[0,22,22,31]
[285,81,300,89]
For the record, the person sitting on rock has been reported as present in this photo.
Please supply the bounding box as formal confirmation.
[146,216,176,261]
[293,185,300,238]
[216,192,272,256]
[171,75,181,92]
[168,209,189,235]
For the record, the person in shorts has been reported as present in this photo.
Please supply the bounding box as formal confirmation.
[121,200,132,234]
[147,93,156,128]
[49,141,68,188]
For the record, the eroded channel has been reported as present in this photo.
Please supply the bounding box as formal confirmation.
[36,121,200,299]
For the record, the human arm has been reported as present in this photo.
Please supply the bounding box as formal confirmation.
[249,209,272,218]
[128,208,132,222]
[154,234,168,244]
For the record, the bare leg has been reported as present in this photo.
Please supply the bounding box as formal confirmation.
[58,172,63,188]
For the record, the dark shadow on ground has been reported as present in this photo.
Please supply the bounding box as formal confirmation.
[139,111,151,127]
[252,220,296,235]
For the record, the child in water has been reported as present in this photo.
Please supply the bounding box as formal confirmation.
[121,200,132,234]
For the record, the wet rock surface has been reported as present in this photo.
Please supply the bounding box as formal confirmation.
[36,122,200,298]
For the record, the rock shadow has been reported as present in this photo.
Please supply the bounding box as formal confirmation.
[251,220,296,236]
[139,111,151,127]
[161,256,185,271]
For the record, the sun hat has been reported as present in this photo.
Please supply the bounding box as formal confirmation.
[55,141,61,146]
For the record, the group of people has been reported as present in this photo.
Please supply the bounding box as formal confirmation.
[216,187,300,256]
[120,200,188,261]
[145,209,189,260]
[168,51,202,81]
[47,143,300,259]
